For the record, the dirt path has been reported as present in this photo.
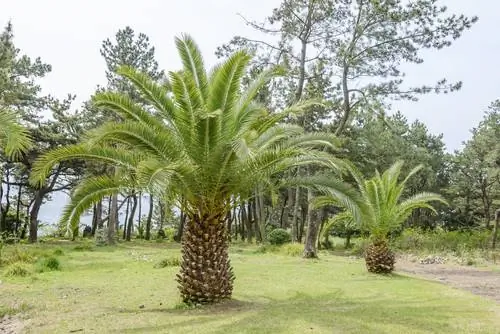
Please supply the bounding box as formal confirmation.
[397,259,500,303]
[0,316,24,334]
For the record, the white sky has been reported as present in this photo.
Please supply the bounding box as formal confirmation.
[1,0,498,224]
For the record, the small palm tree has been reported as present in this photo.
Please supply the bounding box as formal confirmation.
[318,161,447,273]
[30,35,352,304]
[0,109,32,159]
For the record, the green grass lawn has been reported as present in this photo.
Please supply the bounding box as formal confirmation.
[1,241,499,333]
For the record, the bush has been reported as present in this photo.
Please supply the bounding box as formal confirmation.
[392,228,492,253]
[53,248,64,256]
[7,247,34,264]
[154,256,181,268]
[164,228,176,241]
[74,243,94,251]
[280,243,303,256]
[351,238,370,256]
[267,228,291,245]
[4,262,32,277]
[94,228,108,247]
[36,256,61,272]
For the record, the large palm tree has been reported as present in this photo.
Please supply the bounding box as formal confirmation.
[0,109,32,159]
[30,35,352,304]
[318,161,447,273]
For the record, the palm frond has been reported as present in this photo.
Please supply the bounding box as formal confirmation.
[59,175,129,237]
[175,34,209,103]
[0,109,32,159]
[30,145,141,187]
[116,65,179,123]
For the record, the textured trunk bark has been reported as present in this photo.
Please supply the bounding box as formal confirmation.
[177,213,234,304]
[126,194,137,241]
[29,191,44,243]
[492,209,499,249]
[107,194,118,244]
[1,168,11,233]
[291,187,300,242]
[14,185,22,235]
[175,209,186,242]
[303,189,319,258]
[96,200,103,229]
[145,194,153,240]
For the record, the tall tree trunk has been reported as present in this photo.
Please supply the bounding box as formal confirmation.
[492,209,499,249]
[177,212,234,304]
[226,210,232,242]
[175,209,186,242]
[303,189,319,258]
[239,205,245,241]
[107,195,118,241]
[15,185,22,235]
[245,201,254,243]
[96,200,103,230]
[291,188,300,242]
[123,196,130,239]
[91,204,98,235]
[145,194,153,240]
[138,192,142,231]
[29,190,45,243]
[107,194,118,244]
[0,168,11,233]
[126,193,138,241]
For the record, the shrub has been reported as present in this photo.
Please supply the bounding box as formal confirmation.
[267,228,291,245]
[351,238,370,256]
[392,228,492,253]
[280,243,303,256]
[164,228,176,241]
[74,243,94,251]
[154,256,181,268]
[94,228,108,246]
[7,247,34,264]
[53,248,64,256]
[36,256,61,272]
[4,262,32,277]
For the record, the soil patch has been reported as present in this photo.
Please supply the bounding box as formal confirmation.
[397,259,500,303]
[0,316,24,334]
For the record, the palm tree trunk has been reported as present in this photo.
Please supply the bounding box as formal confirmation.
[177,212,234,304]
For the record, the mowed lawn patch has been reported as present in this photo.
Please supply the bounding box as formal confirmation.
[1,241,499,334]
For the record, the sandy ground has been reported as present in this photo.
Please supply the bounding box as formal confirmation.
[397,259,500,303]
[0,316,24,334]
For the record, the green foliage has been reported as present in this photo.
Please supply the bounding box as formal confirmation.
[94,228,108,246]
[30,35,343,246]
[7,247,34,264]
[73,243,94,252]
[53,248,64,256]
[393,228,492,253]
[35,256,61,272]
[267,228,291,245]
[163,228,176,241]
[3,262,32,277]
[347,161,447,241]
[280,243,303,256]
[154,256,180,268]
[254,243,302,257]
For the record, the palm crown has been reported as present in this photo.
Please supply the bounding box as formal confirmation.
[30,35,346,303]
[348,161,447,240]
